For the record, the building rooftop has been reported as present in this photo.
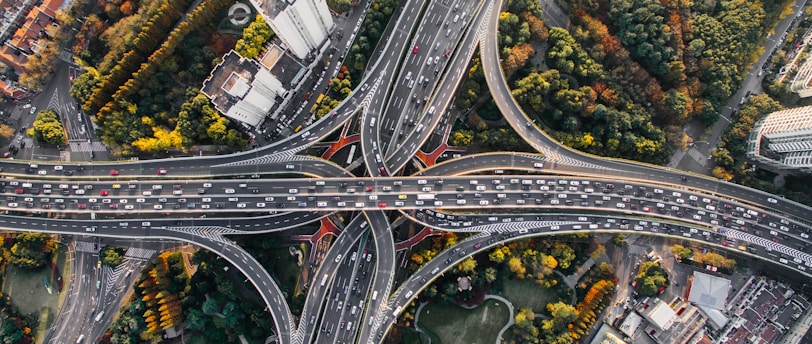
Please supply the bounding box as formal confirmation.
[697,305,728,330]
[688,271,731,310]
[201,50,287,127]
[636,298,677,332]
[618,310,644,338]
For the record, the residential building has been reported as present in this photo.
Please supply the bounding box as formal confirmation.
[249,0,334,59]
[746,106,812,174]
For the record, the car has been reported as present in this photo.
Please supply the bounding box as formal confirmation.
[412,45,419,54]
[378,202,387,208]
[157,168,167,175]
[335,254,343,263]
[110,170,119,176]
[366,186,374,192]
[53,165,63,171]
[473,243,482,249]
[767,197,778,204]
[99,190,109,196]
[1,152,10,158]
[37,170,47,175]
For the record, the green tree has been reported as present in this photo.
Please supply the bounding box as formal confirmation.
[101,246,124,266]
[635,261,668,296]
[8,232,54,269]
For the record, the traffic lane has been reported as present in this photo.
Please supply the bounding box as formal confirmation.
[359,211,397,343]
[298,215,369,343]
[2,174,809,240]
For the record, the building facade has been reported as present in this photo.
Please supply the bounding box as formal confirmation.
[746,106,812,174]
[249,0,334,60]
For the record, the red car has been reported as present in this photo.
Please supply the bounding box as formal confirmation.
[378,202,387,208]
[157,168,167,175]
[110,170,119,176]
[412,45,419,54]
[99,190,109,196]
[366,186,374,192]
[108,203,119,209]
[642,206,651,212]
[77,203,87,209]
[14,188,23,194]
[1,152,10,158]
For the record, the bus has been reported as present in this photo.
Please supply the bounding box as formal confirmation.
[315,93,325,104]
[320,274,329,287]
[346,145,357,165]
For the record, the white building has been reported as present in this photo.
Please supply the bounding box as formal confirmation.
[249,0,334,59]
[746,106,812,174]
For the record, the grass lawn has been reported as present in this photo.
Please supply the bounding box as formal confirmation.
[1,245,66,340]
[269,246,304,295]
[499,273,560,312]
[418,299,510,344]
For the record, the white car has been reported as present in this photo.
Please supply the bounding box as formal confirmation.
[256,202,266,208]
[124,204,135,210]
[53,165,63,171]
[236,203,247,208]
[153,204,163,210]
[767,197,778,204]
[37,170,47,175]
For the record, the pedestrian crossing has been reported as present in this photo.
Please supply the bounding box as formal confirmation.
[75,241,96,253]
[58,50,73,64]
[124,247,156,261]
[69,141,108,152]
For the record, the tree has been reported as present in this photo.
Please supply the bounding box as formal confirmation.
[449,129,474,146]
[101,246,124,266]
[508,256,526,278]
[0,125,14,138]
[235,15,274,59]
[488,245,510,263]
[28,110,66,145]
[484,267,497,283]
[634,261,668,296]
[327,0,352,13]
[8,232,54,269]
[670,245,692,260]
[457,257,477,273]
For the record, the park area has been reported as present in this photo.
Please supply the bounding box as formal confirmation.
[418,299,510,344]
[499,274,567,312]
[1,245,68,339]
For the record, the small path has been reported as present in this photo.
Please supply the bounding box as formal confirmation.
[414,302,432,344]
[484,295,515,344]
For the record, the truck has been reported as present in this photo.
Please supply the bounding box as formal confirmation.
[393,306,403,317]
[417,193,436,200]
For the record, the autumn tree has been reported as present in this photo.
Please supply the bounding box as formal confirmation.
[28,110,66,145]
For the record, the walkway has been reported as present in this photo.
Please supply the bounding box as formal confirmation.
[394,226,439,251]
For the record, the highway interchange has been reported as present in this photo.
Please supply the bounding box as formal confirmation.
[1,0,811,343]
